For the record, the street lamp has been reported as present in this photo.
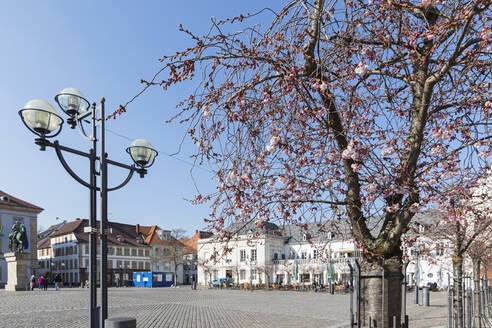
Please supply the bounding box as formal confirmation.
[19,89,157,328]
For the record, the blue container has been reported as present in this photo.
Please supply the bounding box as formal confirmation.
[132,272,174,287]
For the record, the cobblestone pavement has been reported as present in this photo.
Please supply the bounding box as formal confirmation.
[0,288,447,328]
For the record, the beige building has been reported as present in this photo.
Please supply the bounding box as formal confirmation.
[0,190,43,288]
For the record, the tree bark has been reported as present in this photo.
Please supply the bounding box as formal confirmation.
[453,255,464,328]
[472,258,481,328]
[360,257,402,328]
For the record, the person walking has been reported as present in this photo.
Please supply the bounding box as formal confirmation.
[54,273,61,291]
[43,275,48,291]
[30,274,36,291]
[38,275,44,290]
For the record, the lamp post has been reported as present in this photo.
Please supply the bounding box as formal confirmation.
[19,89,157,328]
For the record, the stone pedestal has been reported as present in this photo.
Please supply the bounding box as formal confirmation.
[5,252,29,291]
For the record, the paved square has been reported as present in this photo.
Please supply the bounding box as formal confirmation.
[0,288,447,328]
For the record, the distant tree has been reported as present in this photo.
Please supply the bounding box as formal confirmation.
[409,170,492,328]
[151,229,186,286]
[125,0,491,325]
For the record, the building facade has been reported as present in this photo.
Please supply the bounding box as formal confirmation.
[36,219,185,286]
[0,190,43,288]
[180,230,213,285]
[197,223,361,287]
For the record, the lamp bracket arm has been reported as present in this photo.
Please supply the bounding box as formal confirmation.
[106,158,133,171]
[108,166,136,192]
[53,141,99,191]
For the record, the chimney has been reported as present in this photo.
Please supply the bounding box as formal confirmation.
[136,224,140,235]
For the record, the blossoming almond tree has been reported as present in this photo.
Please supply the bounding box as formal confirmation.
[124,0,491,325]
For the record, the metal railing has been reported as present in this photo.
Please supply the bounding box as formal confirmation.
[272,257,362,265]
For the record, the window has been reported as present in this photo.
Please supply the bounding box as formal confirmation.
[138,262,144,269]
[138,249,143,257]
[273,253,278,260]
[145,262,150,270]
[108,247,114,255]
[116,248,122,256]
[240,250,246,262]
[132,261,137,269]
[144,250,149,257]
[313,250,318,259]
[240,270,246,280]
[251,270,257,280]
[85,245,89,255]
[301,252,307,259]
[116,260,122,269]
[213,270,218,280]
[124,261,130,269]
[74,260,78,269]
[281,254,285,260]
[107,260,112,269]
[85,259,89,268]
[251,249,257,262]
[124,248,130,256]
[131,248,137,256]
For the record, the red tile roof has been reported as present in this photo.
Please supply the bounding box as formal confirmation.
[0,190,43,213]
[179,230,213,254]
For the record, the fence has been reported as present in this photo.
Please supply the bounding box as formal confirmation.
[446,274,492,328]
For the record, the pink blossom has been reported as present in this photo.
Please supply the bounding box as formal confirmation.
[430,145,444,156]
[386,203,400,213]
[342,146,355,159]
[278,176,287,184]
[431,127,443,139]
[355,62,368,76]
[320,82,328,92]
[420,0,433,7]
[409,203,420,213]
[381,147,395,156]
[323,179,333,187]
[270,135,281,146]
[202,106,211,120]
[478,151,490,159]
[364,183,378,193]
[351,163,361,172]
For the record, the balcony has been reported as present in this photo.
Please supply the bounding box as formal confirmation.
[271,257,362,265]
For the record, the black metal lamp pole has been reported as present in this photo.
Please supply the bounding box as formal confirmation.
[19,90,158,328]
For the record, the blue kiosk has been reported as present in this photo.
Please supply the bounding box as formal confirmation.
[133,272,174,287]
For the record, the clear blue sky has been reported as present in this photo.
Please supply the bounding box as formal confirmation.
[0,0,278,236]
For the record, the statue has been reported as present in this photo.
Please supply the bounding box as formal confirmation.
[8,220,28,253]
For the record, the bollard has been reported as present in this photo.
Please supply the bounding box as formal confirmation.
[418,288,423,306]
[105,317,136,328]
[423,287,430,306]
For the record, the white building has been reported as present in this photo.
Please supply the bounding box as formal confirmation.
[0,190,43,288]
[197,222,361,287]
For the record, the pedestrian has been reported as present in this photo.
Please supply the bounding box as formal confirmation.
[38,275,44,290]
[54,273,61,291]
[43,275,48,291]
[30,274,36,291]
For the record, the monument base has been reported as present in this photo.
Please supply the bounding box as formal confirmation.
[5,252,29,291]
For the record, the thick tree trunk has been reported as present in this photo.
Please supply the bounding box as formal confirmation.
[453,256,464,328]
[360,257,402,328]
[472,259,481,328]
